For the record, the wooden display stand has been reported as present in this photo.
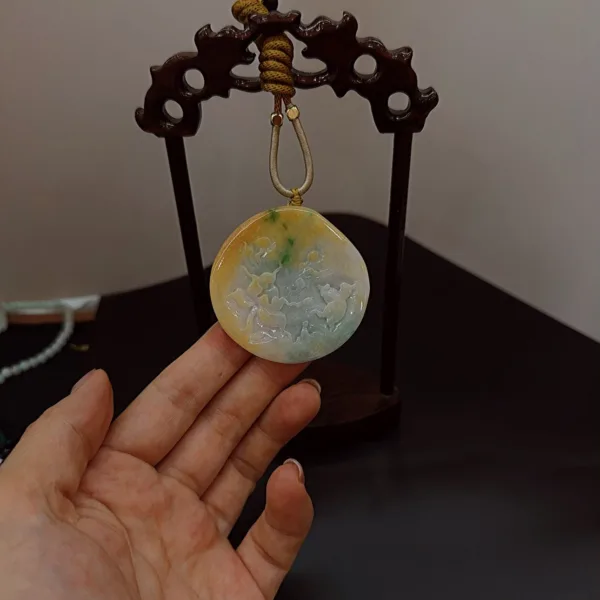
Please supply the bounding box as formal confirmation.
[136,7,438,433]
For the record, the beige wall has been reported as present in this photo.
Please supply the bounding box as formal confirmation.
[2,0,600,340]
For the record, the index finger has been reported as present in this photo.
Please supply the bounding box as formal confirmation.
[104,324,250,464]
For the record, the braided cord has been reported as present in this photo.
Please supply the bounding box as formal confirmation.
[232,0,296,100]
[232,0,313,203]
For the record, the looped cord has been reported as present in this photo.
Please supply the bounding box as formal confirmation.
[232,0,311,202]
[232,0,296,100]
[269,113,314,201]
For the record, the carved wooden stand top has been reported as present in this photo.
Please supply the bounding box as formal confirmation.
[135,11,439,137]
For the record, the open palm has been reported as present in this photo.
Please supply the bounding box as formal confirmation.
[0,325,320,600]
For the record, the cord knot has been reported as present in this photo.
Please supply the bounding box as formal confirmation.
[290,188,303,206]
[232,0,296,100]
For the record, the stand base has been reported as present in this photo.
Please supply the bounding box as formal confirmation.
[303,361,399,428]
[285,361,400,455]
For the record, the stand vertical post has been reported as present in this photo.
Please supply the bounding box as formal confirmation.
[380,132,413,396]
[164,136,211,334]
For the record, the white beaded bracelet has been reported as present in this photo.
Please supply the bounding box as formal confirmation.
[0,303,75,385]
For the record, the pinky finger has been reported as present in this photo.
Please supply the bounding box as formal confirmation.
[237,461,313,599]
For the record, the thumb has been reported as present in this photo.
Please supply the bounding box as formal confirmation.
[2,369,113,496]
[237,460,314,599]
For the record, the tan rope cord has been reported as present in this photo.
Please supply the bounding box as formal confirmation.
[232,0,295,100]
[232,0,313,203]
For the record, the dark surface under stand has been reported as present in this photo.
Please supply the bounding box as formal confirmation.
[2,214,600,598]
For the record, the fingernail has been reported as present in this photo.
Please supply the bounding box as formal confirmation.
[72,369,96,393]
[299,378,321,394]
[284,458,305,483]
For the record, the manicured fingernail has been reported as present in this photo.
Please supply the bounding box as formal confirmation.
[284,458,305,483]
[299,378,321,394]
[72,369,96,393]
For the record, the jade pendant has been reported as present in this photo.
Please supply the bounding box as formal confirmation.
[210,206,370,364]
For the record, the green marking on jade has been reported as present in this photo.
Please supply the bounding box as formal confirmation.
[266,208,279,223]
[279,237,296,266]
[280,248,292,266]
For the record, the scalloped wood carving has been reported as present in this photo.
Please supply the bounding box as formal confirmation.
[136,11,438,137]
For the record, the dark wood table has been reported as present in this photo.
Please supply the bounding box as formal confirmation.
[2,214,600,598]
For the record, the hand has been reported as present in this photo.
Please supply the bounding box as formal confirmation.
[0,325,320,599]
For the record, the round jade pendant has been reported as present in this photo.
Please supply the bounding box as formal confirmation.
[210,206,370,364]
